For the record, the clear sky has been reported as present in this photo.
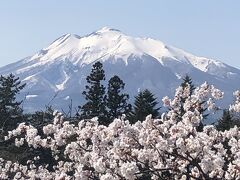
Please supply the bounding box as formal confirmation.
[0,1,239,68]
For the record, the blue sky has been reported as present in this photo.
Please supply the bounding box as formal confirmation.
[0,1,239,68]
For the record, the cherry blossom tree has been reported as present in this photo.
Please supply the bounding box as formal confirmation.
[1,82,240,180]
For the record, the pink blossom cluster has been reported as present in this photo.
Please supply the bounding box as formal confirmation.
[1,83,240,180]
[230,90,240,112]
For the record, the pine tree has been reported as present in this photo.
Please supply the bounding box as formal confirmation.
[179,75,196,119]
[180,75,206,131]
[216,110,240,131]
[106,75,131,122]
[181,74,195,96]
[181,75,208,117]
[79,62,107,124]
[129,89,160,123]
[0,74,25,134]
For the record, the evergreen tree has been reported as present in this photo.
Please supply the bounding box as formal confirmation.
[0,74,25,134]
[181,74,195,96]
[79,62,107,124]
[129,89,160,123]
[179,75,206,131]
[177,75,195,122]
[216,110,240,131]
[106,75,131,122]
[181,75,208,119]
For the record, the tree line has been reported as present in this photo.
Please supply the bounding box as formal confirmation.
[77,61,160,125]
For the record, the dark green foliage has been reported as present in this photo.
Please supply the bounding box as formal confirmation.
[216,110,240,131]
[129,89,160,123]
[0,140,56,171]
[106,75,131,122]
[182,75,208,119]
[0,106,56,169]
[179,75,196,118]
[179,75,206,131]
[26,108,56,168]
[179,75,195,116]
[0,73,25,134]
[79,62,107,125]
[181,74,195,96]
[26,106,54,135]
[0,75,55,169]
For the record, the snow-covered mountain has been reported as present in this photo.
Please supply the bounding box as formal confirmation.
[0,27,239,112]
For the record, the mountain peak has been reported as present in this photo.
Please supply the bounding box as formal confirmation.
[28,27,229,75]
[54,33,81,43]
[0,28,239,112]
[96,27,121,33]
